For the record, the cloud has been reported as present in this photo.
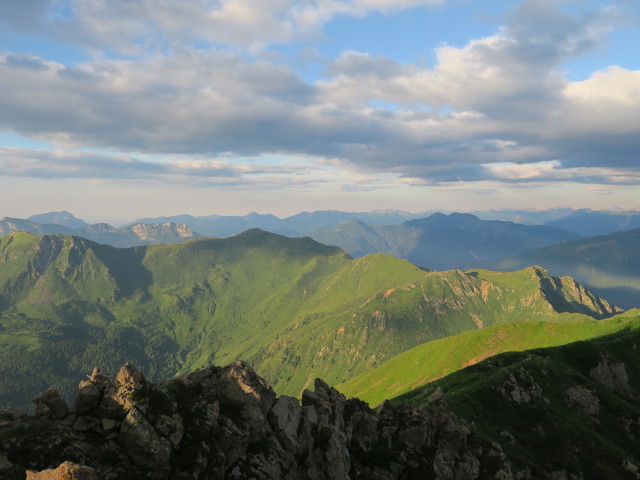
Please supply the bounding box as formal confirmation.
[321,0,619,114]
[0,0,53,31]
[0,0,638,189]
[315,0,639,182]
[1,0,443,50]
[483,160,640,185]
[0,147,335,187]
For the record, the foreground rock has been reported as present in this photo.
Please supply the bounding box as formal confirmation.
[0,361,484,479]
[4,331,640,480]
[26,461,97,479]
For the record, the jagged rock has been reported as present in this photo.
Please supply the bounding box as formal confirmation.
[622,460,640,478]
[565,386,600,415]
[10,361,627,479]
[118,406,172,476]
[73,367,109,415]
[219,361,276,415]
[96,363,145,420]
[500,370,543,405]
[115,363,144,391]
[72,415,90,432]
[33,388,68,420]
[268,395,302,450]
[26,461,97,479]
[74,382,103,415]
[0,363,479,479]
[153,414,183,446]
[240,404,266,443]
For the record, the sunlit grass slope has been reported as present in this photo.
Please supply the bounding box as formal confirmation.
[339,310,640,406]
[390,312,640,478]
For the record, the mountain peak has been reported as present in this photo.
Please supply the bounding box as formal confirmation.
[27,211,89,229]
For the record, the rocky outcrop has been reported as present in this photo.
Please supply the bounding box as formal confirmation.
[12,349,638,480]
[33,388,69,420]
[0,361,486,480]
[589,354,631,396]
[0,218,198,248]
[128,222,196,241]
[26,461,97,479]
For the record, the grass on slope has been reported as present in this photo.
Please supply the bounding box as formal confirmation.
[0,231,623,407]
[339,310,640,406]
[390,312,640,478]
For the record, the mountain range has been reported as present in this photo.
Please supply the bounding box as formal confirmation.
[0,216,198,248]
[1,218,639,478]
[131,210,435,237]
[478,228,640,309]
[131,208,640,238]
[28,211,90,230]
[308,212,581,270]
[0,230,619,408]
[542,208,640,237]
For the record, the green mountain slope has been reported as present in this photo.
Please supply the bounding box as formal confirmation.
[480,228,640,309]
[339,310,640,406]
[0,230,621,407]
[391,313,640,478]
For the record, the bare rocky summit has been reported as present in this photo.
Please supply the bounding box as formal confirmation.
[3,346,639,479]
[1,362,481,480]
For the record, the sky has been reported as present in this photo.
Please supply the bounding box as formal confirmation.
[0,0,639,223]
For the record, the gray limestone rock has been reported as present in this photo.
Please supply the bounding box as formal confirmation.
[96,363,146,420]
[118,406,172,476]
[589,355,631,396]
[153,413,184,446]
[218,361,277,415]
[73,370,108,415]
[268,395,302,450]
[33,388,68,420]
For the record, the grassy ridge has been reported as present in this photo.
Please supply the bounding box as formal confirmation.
[339,310,640,406]
[390,313,640,478]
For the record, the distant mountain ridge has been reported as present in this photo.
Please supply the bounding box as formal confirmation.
[543,208,640,236]
[308,212,581,270]
[469,208,575,224]
[131,209,434,237]
[27,211,90,229]
[14,208,640,248]
[0,216,198,248]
